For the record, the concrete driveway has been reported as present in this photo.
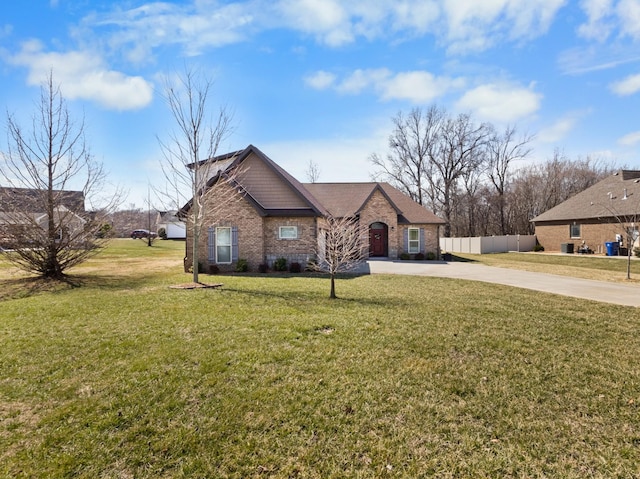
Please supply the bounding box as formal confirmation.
[358,260,640,307]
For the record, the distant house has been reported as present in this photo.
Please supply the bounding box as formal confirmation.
[0,187,86,248]
[156,210,186,239]
[181,144,445,272]
[531,170,640,254]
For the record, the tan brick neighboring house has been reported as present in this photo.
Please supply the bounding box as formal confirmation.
[532,170,640,254]
[0,187,86,249]
[182,145,445,272]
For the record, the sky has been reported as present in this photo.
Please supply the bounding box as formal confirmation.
[1,0,640,209]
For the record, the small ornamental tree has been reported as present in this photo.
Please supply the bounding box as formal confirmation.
[0,72,119,279]
[157,67,240,284]
[312,215,368,299]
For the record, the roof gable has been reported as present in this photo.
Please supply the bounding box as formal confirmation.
[0,187,85,214]
[532,170,640,223]
[303,182,445,224]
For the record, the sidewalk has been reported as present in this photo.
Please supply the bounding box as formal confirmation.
[359,260,640,307]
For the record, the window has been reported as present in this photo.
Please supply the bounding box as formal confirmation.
[408,227,420,254]
[216,227,232,263]
[279,226,298,239]
[570,223,581,239]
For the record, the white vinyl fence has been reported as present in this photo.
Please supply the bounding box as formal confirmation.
[440,235,537,254]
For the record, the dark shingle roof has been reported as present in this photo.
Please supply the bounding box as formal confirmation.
[532,170,640,223]
[184,145,444,225]
[303,182,445,224]
[0,187,85,213]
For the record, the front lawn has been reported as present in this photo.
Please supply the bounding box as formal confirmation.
[1,240,640,477]
[454,251,640,283]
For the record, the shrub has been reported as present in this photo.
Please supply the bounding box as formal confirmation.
[274,257,288,271]
[158,227,167,240]
[534,244,545,252]
[414,252,425,261]
[425,251,436,260]
[400,253,410,260]
[258,263,268,273]
[634,247,640,258]
[208,264,219,275]
[289,262,302,273]
[305,258,318,271]
[235,259,249,273]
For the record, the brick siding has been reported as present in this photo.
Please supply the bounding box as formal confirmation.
[536,219,638,254]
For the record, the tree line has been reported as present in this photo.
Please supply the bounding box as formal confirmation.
[371,106,617,237]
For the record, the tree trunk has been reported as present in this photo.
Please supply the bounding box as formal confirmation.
[330,274,336,299]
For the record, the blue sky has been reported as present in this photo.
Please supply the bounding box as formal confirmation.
[1,0,640,208]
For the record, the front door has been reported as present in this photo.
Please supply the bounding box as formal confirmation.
[369,222,388,257]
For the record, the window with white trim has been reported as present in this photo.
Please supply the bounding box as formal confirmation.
[408,227,420,254]
[279,226,298,239]
[570,223,581,239]
[216,227,232,263]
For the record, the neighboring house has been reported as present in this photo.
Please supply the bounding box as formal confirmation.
[182,144,445,272]
[156,210,186,239]
[532,170,640,254]
[0,187,86,248]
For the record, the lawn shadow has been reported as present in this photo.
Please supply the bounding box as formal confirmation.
[449,254,478,263]
[220,273,411,309]
[0,276,78,301]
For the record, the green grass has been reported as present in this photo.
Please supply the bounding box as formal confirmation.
[2,240,640,477]
[454,251,640,283]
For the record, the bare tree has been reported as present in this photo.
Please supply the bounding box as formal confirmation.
[157,68,236,284]
[305,159,321,183]
[370,106,443,207]
[0,72,119,279]
[428,112,491,237]
[312,215,368,299]
[487,126,533,235]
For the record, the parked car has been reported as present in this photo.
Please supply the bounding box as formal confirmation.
[130,229,158,239]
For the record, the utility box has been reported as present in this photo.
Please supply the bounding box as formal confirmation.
[561,243,574,254]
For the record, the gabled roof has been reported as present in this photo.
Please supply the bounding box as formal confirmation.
[182,145,444,224]
[0,187,85,213]
[303,182,446,224]
[532,170,640,223]
[180,145,327,217]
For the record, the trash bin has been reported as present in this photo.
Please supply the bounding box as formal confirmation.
[561,243,574,254]
[605,241,620,256]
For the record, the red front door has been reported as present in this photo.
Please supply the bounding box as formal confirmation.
[369,223,388,257]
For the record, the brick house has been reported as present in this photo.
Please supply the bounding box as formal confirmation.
[182,145,445,272]
[532,170,640,254]
[0,187,86,249]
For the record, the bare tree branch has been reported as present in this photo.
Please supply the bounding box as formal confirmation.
[0,72,120,279]
[156,67,239,283]
[311,215,368,299]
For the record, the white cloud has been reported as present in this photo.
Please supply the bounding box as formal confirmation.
[618,130,640,146]
[537,116,580,144]
[275,0,352,46]
[379,71,465,103]
[336,69,391,95]
[83,0,567,61]
[8,40,153,110]
[442,0,566,54]
[577,0,640,41]
[92,2,254,63]
[455,82,541,123]
[304,70,337,90]
[617,0,640,39]
[610,72,640,95]
[577,0,614,41]
[316,68,464,103]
